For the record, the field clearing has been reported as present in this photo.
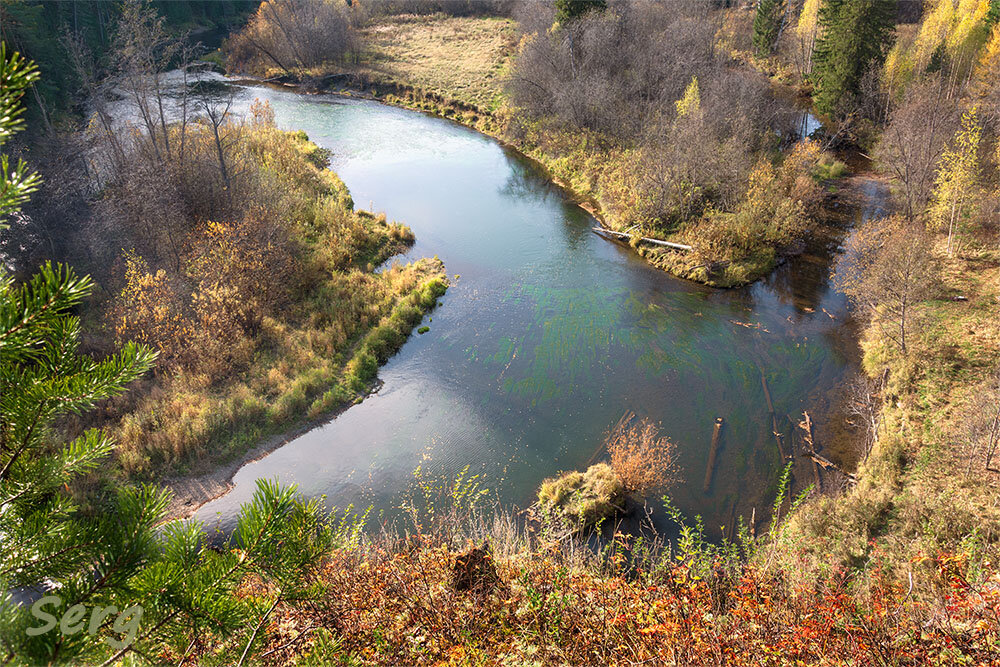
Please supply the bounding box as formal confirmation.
[360,14,516,109]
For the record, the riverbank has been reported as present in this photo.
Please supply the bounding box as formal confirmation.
[235,13,844,289]
[279,76,841,288]
[773,227,1000,580]
[83,122,448,516]
[243,173,1000,666]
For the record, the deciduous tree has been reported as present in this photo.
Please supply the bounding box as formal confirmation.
[0,53,343,663]
[874,76,959,220]
[834,215,935,355]
[930,104,982,255]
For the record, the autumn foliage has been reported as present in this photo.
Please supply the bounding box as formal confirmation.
[110,251,191,366]
[99,102,445,476]
[607,413,679,497]
[248,524,1000,666]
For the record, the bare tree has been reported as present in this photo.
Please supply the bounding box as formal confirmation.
[960,377,1000,477]
[845,369,888,463]
[110,0,184,164]
[507,1,718,140]
[225,0,357,75]
[874,76,959,220]
[834,215,935,355]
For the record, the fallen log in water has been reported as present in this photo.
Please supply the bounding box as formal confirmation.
[798,411,857,485]
[773,418,789,460]
[761,374,775,413]
[760,374,788,460]
[592,227,693,252]
[703,417,724,493]
[799,411,823,490]
[803,450,858,483]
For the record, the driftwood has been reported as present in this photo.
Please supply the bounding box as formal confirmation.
[798,411,858,485]
[759,374,789,460]
[761,374,775,413]
[703,417,725,493]
[592,227,693,251]
[772,413,789,460]
[799,411,825,491]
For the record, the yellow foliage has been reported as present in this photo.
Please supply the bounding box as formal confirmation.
[110,251,190,367]
[974,23,1000,91]
[795,0,820,40]
[929,105,981,253]
[674,76,700,118]
[915,0,956,67]
[911,0,989,69]
[883,40,915,93]
[947,0,990,52]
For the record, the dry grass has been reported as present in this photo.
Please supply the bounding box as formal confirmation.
[360,14,516,110]
[242,507,1000,666]
[348,15,837,288]
[98,123,447,480]
[773,230,1000,583]
[538,463,626,528]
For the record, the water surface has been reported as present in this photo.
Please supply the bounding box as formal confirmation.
[197,86,861,534]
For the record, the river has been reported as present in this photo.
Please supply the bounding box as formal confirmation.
[193,82,873,535]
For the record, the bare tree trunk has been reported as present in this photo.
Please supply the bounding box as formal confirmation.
[947,196,958,256]
[153,71,171,161]
[264,2,306,70]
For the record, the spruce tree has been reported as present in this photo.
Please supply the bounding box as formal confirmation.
[554,0,606,24]
[0,44,40,229]
[753,0,787,57]
[811,0,896,117]
[988,0,1000,30]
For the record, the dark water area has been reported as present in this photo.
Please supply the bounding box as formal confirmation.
[193,84,875,537]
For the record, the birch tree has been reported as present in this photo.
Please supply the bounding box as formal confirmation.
[930,105,981,256]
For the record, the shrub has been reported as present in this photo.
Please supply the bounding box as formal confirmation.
[606,414,679,497]
[108,251,190,367]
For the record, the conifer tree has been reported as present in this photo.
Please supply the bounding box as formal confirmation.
[0,44,40,229]
[811,0,896,116]
[753,0,787,57]
[554,0,606,24]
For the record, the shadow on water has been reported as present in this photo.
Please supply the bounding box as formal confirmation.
[181,83,873,540]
